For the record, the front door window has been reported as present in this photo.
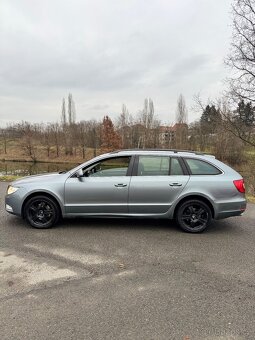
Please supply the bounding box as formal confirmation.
[84,157,131,177]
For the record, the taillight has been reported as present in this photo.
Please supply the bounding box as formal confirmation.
[233,179,245,193]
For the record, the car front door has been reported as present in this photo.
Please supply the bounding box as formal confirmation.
[64,156,133,215]
[128,155,190,215]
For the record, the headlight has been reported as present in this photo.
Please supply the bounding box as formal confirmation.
[7,186,19,195]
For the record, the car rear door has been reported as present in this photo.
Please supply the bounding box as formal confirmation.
[128,155,189,215]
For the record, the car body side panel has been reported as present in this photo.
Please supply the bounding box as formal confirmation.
[128,175,190,215]
[168,174,246,219]
[5,185,66,217]
[64,176,131,215]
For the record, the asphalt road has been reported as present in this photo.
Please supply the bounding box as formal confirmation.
[0,182,255,340]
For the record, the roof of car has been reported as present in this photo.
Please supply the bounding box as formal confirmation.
[109,149,216,159]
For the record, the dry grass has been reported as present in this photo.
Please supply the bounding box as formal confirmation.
[0,175,21,182]
[0,140,101,163]
[247,195,255,204]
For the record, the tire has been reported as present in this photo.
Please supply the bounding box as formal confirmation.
[24,195,60,229]
[176,199,212,233]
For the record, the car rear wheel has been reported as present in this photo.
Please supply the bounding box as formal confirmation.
[176,199,212,233]
[24,195,59,229]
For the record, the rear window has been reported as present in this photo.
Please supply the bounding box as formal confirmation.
[185,158,221,175]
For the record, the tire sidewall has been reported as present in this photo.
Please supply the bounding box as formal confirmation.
[176,199,212,233]
[24,195,59,229]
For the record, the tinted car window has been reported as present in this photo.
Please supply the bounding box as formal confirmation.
[137,156,170,176]
[85,157,131,177]
[185,158,221,175]
[170,158,183,175]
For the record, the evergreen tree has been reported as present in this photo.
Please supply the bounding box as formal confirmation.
[200,105,221,134]
[236,100,255,126]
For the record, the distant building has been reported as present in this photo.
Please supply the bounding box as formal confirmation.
[159,123,188,146]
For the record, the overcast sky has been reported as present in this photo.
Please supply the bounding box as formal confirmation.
[0,0,233,125]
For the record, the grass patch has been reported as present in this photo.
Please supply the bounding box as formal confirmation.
[0,175,21,182]
[246,195,255,204]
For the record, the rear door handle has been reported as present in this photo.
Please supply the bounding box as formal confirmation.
[169,182,182,187]
[114,183,127,187]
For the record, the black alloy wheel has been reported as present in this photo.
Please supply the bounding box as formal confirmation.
[176,199,212,233]
[24,195,59,229]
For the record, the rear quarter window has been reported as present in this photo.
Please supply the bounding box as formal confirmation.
[185,158,222,175]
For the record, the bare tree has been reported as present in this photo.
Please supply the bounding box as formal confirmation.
[19,122,37,161]
[226,0,255,103]
[176,94,188,124]
[193,94,254,154]
[91,121,99,157]
[116,104,130,148]
[68,93,76,124]
[0,128,9,154]
[61,98,67,126]
[63,93,76,155]
[142,98,155,129]
[175,94,188,148]
[217,98,255,147]
[43,124,52,158]
[87,120,101,156]
[77,121,88,159]
[51,123,61,157]
[138,98,159,148]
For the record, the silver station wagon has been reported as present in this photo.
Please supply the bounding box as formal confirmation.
[5,149,246,233]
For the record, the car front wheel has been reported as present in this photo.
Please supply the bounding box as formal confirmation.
[176,199,212,233]
[24,195,60,229]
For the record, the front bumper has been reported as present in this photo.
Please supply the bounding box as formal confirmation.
[5,192,24,217]
[5,204,14,213]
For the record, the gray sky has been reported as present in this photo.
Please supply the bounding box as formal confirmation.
[0,0,232,125]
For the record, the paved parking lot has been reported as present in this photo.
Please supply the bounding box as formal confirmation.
[0,182,255,339]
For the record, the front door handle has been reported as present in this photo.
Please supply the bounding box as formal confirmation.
[114,183,127,187]
[169,182,182,187]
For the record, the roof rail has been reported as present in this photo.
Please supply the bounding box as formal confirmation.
[110,149,207,156]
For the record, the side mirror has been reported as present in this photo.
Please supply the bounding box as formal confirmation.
[76,169,83,178]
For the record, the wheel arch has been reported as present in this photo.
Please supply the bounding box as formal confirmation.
[173,194,215,219]
[22,191,63,218]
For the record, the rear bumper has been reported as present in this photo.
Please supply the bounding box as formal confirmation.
[216,210,245,219]
[214,199,247,220]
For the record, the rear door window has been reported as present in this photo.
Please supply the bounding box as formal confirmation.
[170,158,184,175]
[137,156,170,176]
